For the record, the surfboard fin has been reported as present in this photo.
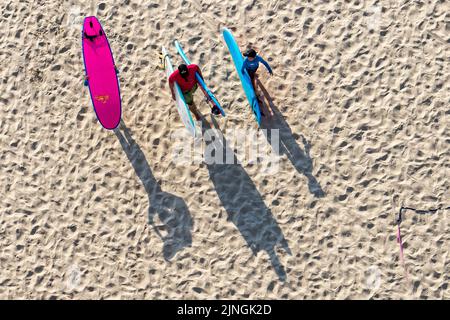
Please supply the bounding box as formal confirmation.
[158,52,170,70]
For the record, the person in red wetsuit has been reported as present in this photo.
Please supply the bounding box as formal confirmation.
[169,64,221,121]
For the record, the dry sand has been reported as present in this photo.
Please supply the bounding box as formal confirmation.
[0,0,448,299]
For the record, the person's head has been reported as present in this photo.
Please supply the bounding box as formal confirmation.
[178,64,189,78]
[244,48,257,61]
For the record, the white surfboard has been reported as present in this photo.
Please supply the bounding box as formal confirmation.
[162,46,197,137]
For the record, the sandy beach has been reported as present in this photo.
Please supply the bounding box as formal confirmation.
[0,0,448,299]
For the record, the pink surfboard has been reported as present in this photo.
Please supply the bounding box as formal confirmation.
[82,16,121,130]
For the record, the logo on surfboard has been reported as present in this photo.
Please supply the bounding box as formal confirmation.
[95,95,110,104]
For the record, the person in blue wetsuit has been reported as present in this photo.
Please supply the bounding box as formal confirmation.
[241,48,273,105]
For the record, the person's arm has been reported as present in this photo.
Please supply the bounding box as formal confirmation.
[241,59,248,75]
[258,56,273,75]
[194,65,211,102]
[194,65,205,81]
[168,76,176,100]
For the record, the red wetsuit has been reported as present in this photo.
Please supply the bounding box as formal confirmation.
[169,64,201,92]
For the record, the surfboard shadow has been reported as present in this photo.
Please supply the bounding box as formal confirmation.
[257,79,325,198]
[114,121,193,261]
[202,120,291,282]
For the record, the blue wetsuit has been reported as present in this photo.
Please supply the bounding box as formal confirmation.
[241,55,273,76]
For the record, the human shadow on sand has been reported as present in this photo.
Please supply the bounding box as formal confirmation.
[114,121,192,261]
[202,119,291,281]
[257,78,325,198]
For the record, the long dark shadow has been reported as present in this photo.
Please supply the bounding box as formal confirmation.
[257,78,325,198]
[202,120,291,282]
[114,121,192,260]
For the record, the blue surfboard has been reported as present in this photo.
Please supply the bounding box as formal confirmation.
[222,28,261,126]
[174,40,226,117]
